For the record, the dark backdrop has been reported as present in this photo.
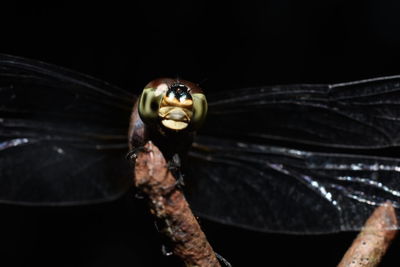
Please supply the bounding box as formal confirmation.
[1,2,400,266]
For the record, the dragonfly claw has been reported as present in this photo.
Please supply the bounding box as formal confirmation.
[168,154,185,188]
[126,146,150,161]
[215,252,232,267]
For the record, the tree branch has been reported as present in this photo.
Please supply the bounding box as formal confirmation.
[134,141,221,267]
[338,202,398,267]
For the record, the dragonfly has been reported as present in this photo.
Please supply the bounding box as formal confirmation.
[1,53,400,235]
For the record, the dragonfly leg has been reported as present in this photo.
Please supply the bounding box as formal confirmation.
[161,244,174,257]
[132,188,145,199]
[215,252,232,267]
[168,154,185,188]
[126,146,150,161]
[214,252,232,267]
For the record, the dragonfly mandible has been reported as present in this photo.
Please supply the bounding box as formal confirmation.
[1,54,400,234]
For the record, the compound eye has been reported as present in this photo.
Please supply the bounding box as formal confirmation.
[155,83,168,96]
[150,100,158,111]
[191,93,207,130]
[138,83,168,124]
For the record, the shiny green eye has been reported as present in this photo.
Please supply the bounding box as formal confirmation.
[138,87,163,124]
[191,93,208,130]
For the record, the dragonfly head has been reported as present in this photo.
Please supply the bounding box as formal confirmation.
[138,78,207,131]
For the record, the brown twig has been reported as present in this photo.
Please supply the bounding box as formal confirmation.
[338,202,398,267]
[133,141,221,267]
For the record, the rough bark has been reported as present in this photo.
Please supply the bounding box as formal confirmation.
[133,141,221,267]
[338,202,398,267]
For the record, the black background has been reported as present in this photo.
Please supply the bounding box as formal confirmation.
[1,1,400,266]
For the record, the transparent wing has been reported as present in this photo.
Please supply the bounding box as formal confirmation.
[0,54,134,205]
[186,136,400,233]
[186,77,400,233]
[202,76,400,149]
